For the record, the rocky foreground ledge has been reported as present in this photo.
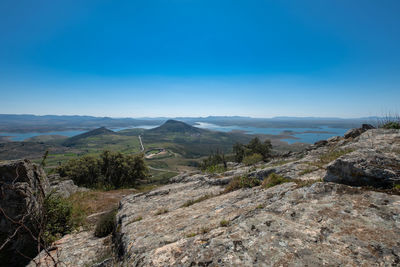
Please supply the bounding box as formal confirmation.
[29,127,400,266]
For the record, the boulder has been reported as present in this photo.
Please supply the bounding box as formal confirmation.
[344,124,376,139]
[0,159,49,267]
[48,174,89,198]
[27,231,113,267]
[313,140,328,148]
[324,150,400,188]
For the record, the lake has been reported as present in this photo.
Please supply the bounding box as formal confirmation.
[194,122,349,144]
[0,123,349,144]
[0,125,158,141]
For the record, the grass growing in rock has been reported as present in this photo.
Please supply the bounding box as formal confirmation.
[94,209,117,237]
[186,232,197,238]
[203,164,227,174]
[242,153,263,166]
[378,114,400,129]
[155,208,169,215]
[313,149,354,168]
[181,194,213,208]
[127,216,142,225]
[67,189,135,226]
[224,176,261,193]
[299,168,315,176]
[219,219,229,227]
[261,173,291,189]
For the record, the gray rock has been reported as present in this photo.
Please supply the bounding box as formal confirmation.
[49,177,89,198]
[114,181,400,266]
[314,140,328,147]
[324,149,400,188]
[0,159,49,267]
[343,124,375,139]
[28,231,113,267]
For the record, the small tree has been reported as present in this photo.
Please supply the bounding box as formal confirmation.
[233,138,272,163]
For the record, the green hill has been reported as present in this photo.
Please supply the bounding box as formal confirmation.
[63,127,115,146]
[143,120,252,157]
[148,120,206,135]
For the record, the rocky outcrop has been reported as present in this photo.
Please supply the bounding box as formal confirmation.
[48,174,89,198]
[111,127,400,266]
[343,123,375,139]
[0,159,49,267]
[24,127,400,266]
[28,231,113,267]
[324,150,400,187]
[324,128,400,188]
[115,181,400,266]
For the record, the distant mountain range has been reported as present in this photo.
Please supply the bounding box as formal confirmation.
[0,114,381,133]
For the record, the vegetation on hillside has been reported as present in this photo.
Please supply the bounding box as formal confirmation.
[233,137,272,163]
[378,114,400,129]
[57,150,149,189]
[43,193,75,245]
[94,209,117,238]
[200,150,227,172]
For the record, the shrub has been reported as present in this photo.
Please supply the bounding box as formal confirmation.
[233,138,272,163]
[382,122,400,129]
[43,194,74,245]
[378,114,400,129]
[155,208,169,215]
[261,173,291,189]
[186,232,197,238]
[219,219,229,227]
[224,176,261,193]
[201,151,227,172]
[242,153,263,166]
[199,227,210,234]
[58,151,149,189]
[204,164,226,174]
[94,209,117,237]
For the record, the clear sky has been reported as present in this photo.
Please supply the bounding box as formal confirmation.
[0,0,399,118]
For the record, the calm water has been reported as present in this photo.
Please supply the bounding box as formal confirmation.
[0,125,158,141]
[195,122,348,144]
[0,123,349,144]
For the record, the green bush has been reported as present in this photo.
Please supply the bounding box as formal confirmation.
[382,122,400,129]
[57,151,149,189]
[201,151,227,172]
[233,137,272,163]
[204,164,226,174]
[43,194,74,245]
[224,176,261,193]
[95,209,117,238]
[261,173,291,189]
[242,153,263,166]
[219,219,229,227]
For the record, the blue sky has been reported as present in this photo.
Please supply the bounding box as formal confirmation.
[0,0,399,118]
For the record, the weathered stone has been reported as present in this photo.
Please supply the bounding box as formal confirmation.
[115,182,400,266]
[343,124,375,139]
[0,159,49,267]
[314,140,328,147]
[49,176,89,198]
[28,231,113,267]
[324,149,400,188]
